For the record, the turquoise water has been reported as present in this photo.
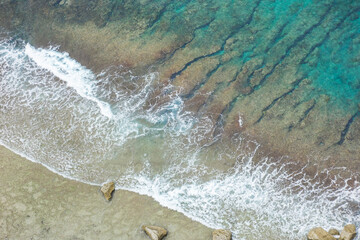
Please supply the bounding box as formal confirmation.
[133,0,360,112]
[299,7,360,111]
[0,0,360,239]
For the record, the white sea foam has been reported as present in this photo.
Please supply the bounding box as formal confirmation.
[121,148,360,240]
[0,36,359,240]
[24,44,114,118]
[238,113,243,127]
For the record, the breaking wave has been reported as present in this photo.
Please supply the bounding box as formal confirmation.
[0,36,359,239]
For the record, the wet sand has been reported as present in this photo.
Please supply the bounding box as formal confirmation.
[0,146,212,240]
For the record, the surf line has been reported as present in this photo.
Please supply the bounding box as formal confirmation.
[24,44,114,119]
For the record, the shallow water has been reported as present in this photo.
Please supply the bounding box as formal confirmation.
[0,35,359,240]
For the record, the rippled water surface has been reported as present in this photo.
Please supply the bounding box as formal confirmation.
[0,35,359,239]
[1,0,360,239]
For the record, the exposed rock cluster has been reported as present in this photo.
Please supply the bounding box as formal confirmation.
[308,227,336,240]
[308,224,357,240]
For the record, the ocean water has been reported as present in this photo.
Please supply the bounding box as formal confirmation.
[0,33,359,240]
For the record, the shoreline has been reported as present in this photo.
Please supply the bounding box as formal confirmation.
[0,1,359,238]
[0,145,212,240]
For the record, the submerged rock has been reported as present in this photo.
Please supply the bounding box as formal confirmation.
[339,224,357,240]
[328,228,340,236]
[142,225,167,240]
[100,182,115,201]
[213,229,232,240]
[307,227,336,240]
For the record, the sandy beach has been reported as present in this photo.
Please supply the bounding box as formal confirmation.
[0,1,359,239]
[0,145,212,240]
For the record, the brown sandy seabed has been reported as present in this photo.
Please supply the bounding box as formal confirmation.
[0,0,359,182]
[0,1,359,238]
